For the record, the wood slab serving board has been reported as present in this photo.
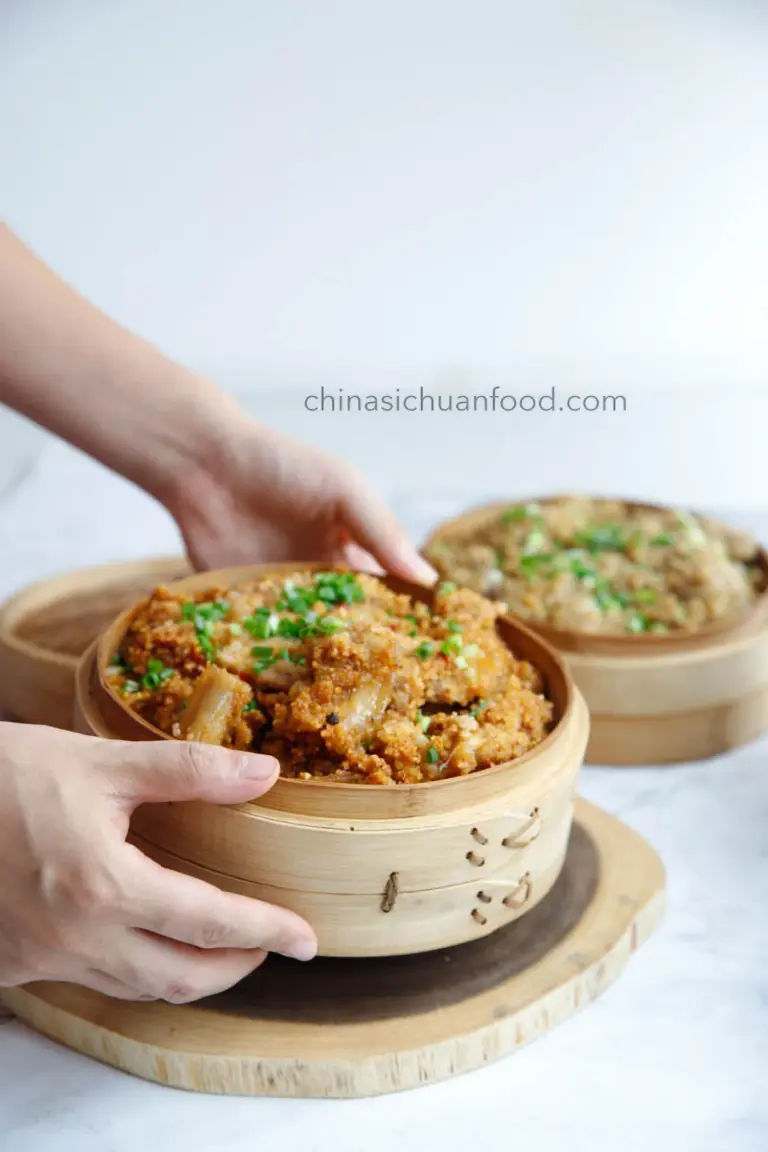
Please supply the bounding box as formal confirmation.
[1,799,665,1099]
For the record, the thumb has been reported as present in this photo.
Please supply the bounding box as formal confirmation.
[98,738,280,809]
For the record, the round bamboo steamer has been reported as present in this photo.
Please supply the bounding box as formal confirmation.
[423,498,768,766]
[0,556,190,727]
[75,562,590,958]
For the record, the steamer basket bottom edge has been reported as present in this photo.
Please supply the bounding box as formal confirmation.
[0,800,666,1099]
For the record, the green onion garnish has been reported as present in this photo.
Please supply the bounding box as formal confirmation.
[572,524,625,553]
[414,641,434,659]
[523,528,547,554]
[440,634,463,657]
[500,502,541,524]
[244,610,280,639]
[316,615,345,635]
[426,745,440,764]
[139,658,175,691]
[520,553,554,578]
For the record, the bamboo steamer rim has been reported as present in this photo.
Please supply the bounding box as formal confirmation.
[422,493,768,656]
[91,561,577,819]
[0,555,189,671]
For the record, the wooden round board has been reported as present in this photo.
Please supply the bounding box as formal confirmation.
[1,798,665,1099]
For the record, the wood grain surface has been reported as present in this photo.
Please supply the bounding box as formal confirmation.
[1,799,666,1099]
[0,556,189,727]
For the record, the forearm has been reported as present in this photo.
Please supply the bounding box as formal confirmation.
[0,223,241,506]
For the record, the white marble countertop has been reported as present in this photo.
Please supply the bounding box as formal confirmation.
[1,442,767,1152]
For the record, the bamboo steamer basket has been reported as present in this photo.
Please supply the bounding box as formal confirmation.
[0,556,190,727]
[423,498,768,766]
[74,562,590,959]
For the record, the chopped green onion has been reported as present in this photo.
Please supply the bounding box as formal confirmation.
[595,589,625,613]
[313,572,365,605]
[277,617,304,638]
[446,619,463,633]
[277,581,315,614]
[626,613,651,634]
[426,745,440,764]
[462,643,482,659]
[228,622,243,636]
[121,678,140,695]
[572,524,626,553]
[192,600,230,621]
[440,634,463,657]
[417,710,430,733]
[520,553,554,578]
[414,641,434,659]
[197,633,216,661]
[634,589,658,604]
[470,698,488,718]
[244,611,280,639]
[183,599,227,661]
[500,502,541,524]
[243,700,261,714]
[139,658,175,691]
[454,654,468,669]
[523,528,547,554]
[650,533,674,547]
[316,615,345,635]
[437,581,457,595]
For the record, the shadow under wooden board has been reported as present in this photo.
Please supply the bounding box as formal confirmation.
[1,800,666,1099]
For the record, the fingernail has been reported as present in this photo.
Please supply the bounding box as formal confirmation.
[236,754,280,780]
[286,936,318,962]
[407,554,438,585]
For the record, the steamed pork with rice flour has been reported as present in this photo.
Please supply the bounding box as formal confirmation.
[107,570,554,784]
[425,496,764,636]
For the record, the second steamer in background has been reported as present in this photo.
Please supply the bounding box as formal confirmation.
[423,494,768,766]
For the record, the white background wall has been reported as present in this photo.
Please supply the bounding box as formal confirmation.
[1,0,767,505]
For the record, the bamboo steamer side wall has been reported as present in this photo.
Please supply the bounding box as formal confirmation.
[126,690,587,956]
[130,827,572,958]
[566,611,768,764]
[72,556,590,957]
[129,690,586,896]
[0,557,189,727]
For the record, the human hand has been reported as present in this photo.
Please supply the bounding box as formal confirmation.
[0,722,317,1002]
[165,419,438,582]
